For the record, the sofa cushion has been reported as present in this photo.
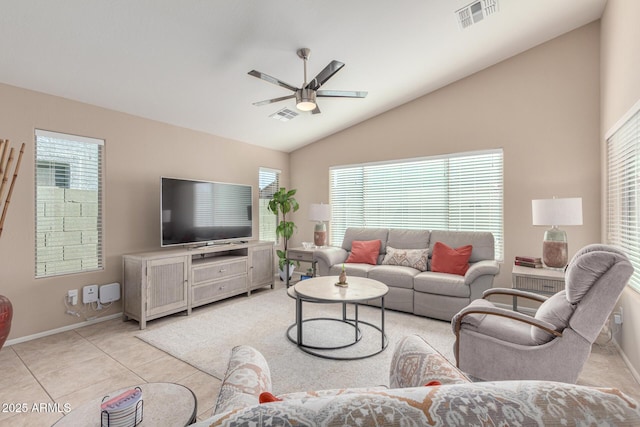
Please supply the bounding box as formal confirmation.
[345,240,381,265]
[531,291,575,344]
[430,230,494,263]
[387,229,430,249]
[329,263,375,277]
[414,272,469,297]
[470,312,537,346]
[382,246,429,271]
[431,242,472,276]
[369,265,420,290]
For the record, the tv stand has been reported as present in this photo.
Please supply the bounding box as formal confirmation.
[122,240,274,329]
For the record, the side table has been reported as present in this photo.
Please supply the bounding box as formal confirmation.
[286,247,318,287]
[511,265,565,310]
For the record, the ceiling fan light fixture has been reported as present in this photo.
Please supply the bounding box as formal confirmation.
[296,89,316,111]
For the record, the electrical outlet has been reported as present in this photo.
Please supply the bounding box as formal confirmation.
[67,289,78,306]
[614,306,623,325]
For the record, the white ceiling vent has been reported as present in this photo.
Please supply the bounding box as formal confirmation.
[269,108,298,122]
[456,0,499,29]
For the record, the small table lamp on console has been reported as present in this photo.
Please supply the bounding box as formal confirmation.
[309,203,331,247]
[532,197,583,269]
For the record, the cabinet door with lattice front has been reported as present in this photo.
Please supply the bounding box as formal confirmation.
[249,243,274,291]
[146,256,189,316]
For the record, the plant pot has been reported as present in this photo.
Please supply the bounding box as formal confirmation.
[279,265,295,281]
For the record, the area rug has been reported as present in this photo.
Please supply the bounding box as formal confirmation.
[136,287,455,394]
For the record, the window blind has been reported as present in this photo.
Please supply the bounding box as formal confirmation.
[607,104,640,293]
[35,129,104,278]
[330,149,503,260]
[259,167,280,242]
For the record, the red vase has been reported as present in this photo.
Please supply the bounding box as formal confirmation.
[0,295,12,350]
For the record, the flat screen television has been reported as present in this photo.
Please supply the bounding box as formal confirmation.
[161,177,253,247]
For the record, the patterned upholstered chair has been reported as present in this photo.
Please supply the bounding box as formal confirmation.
[192,334,640,426]
[452,244,633,383]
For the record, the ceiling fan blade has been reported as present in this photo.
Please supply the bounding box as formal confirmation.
[317,90,368,98]
[252,94,296,106]
[248,70,299,92]
[306,60,345,90]
[311,105,321,114]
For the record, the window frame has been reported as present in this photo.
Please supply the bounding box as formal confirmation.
[34,129,104,278]
[329,149,504,260]
[606,99,640,294]
[258,167,281,243]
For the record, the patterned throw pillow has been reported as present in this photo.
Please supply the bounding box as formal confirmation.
[382,246,429,271]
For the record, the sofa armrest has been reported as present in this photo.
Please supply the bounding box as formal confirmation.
[314,247,348,276]
[464,259,500,285]
[389,335,470,388]
[213,345,272,415]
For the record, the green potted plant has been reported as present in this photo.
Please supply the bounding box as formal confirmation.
[267,187,300,280]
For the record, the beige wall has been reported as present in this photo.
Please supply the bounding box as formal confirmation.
[601,0,640,379]
[291,22,601,293]
[0,82,289,340]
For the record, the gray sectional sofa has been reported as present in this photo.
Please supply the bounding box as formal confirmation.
[314,227,500,321]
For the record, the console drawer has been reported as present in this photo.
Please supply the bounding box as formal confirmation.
[192,275,247,306]
[192,258,247,284]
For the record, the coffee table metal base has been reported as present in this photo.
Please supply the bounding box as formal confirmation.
[286,288,388,360]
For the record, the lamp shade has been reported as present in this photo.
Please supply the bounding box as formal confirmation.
[309,203,331,222]
[532,198,583,226]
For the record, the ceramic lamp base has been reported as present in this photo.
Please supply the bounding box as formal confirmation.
[314,222,327,247]
[542,227,568,269]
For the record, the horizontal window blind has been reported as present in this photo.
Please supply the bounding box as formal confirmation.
[35,130,104,278]
[607,105,640,293]
[330,149,503,260]
[259,167,280,242]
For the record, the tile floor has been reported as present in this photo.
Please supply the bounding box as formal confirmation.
[1,287,639,426]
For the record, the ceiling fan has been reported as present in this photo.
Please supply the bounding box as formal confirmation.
[248,48,367,114]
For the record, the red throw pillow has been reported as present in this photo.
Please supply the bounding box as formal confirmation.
[345,240,381,265]
[259,392,282,403]
[431,242,473,276]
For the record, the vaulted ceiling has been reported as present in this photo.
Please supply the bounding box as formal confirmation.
[0,0,606,152]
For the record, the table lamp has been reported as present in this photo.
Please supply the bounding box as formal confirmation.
[532,197,583,269]
[309,203,331,247]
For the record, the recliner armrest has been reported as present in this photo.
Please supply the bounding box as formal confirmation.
[389,335,470,388]
[452,305,561,365]
[314,247,348,275]
[482,287,548,303]
[213,345,272,415]
[464,260,500,285]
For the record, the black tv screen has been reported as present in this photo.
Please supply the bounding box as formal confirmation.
[161,177,253,247]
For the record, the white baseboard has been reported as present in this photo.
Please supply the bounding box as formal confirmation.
[4,312,123,347]
[613,338,640,386]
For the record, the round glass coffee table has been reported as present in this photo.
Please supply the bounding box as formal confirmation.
[287,276,389,360]
[53,382,196,426]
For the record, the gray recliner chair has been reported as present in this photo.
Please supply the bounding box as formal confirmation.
[452,244,633,384]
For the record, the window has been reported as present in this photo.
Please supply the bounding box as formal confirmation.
[259,167,280,242]
[607,102,640,293]
[35,130,104,277]
[330,149,504,260]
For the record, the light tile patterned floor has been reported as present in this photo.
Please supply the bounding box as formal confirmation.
[0,285,638,426]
